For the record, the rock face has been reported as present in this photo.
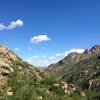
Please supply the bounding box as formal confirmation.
[0,45,17,66]
[88,79,100,90]
[0,45,19,73]
[0,46,17,95]
[83,45,100,54]
[0,45,35,96]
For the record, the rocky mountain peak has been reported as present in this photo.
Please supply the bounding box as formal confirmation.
[0,45,10,53]
[66,52,81,59]
[0,45,17,60]
[0,45,20,70]
[84,45,100,54]
[90,45,100,53]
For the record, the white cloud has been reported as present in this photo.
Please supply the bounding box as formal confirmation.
[25,57,33,64]
[0,23,6,30]
[6,19,23,30]
[25,48,84,67]
[56,53,63,57]
[28,46,32,51]
[33,55,39,58]
[14,48,20,51]
[49,56,55,59]
[25,56,56,67]
[64,49,84,56]
[0,19,23,31]
[30,35,50,44]
[43,56,47,58]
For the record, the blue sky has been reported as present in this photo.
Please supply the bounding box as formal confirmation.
[0,0,100,66]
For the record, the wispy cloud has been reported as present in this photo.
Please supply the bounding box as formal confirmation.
[64,49,84,56]
[0,19,23,31]
[43,56,47,58]
[28,46,32,51]
[25,48,84,67]
[49,56,55,59]
[14,48,20,51]
[56,53,63,57]
[30,35,50,44]
[33,55,39,58]
[6,19,23,30]
[0,23,6,30]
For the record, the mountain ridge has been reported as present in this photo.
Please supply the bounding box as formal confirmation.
[45,45,100,78]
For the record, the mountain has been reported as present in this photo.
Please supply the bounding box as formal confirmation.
[45,45,100,99]
[0,45,86,100]
[46,45,100,77]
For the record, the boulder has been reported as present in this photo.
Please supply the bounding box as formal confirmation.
[0,68,10,76]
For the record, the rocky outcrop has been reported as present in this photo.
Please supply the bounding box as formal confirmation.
[88,79,100,90]
[0,45,35,97]
[0,68,10,76]
[0,45,17,61]
[83,45,100,54]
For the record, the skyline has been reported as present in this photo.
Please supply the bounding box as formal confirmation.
[0,0,100,66]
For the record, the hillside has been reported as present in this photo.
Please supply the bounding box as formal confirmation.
[45,45,100,99]
[46,45,100,78]
[0,45,86,100]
